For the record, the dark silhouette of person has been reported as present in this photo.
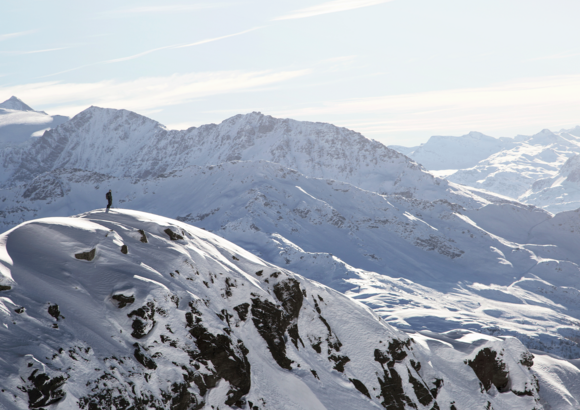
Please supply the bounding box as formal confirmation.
[106,189,112,210]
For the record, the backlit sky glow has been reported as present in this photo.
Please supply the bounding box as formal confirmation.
[1,0,579,145]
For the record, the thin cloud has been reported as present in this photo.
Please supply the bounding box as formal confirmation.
[173,27,263,49]
[104,45,177,64]
[0,30,35,42]
[103,4,224,15]
[527,49,580,62]
[274,0,395,20]
[2,69,310,117]
[2,47,68,55]
[38,27,263,77]
[270,74,580,138]
[105,26,263,63]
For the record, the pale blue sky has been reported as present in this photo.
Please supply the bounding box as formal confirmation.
[1,0,579,145]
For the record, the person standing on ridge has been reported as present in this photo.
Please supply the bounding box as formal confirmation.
[106,189,113,210]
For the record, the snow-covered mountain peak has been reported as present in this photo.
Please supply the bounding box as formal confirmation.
[6,106,443,198]
[0,96,35,112]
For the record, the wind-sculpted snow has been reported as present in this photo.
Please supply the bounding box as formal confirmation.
[0,210,548,409]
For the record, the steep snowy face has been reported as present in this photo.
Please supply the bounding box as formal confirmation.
[0,96,69,150]
[6,106,442,197]
[0,210,546,409]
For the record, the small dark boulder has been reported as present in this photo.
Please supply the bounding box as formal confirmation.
[0,285,11,291]
[138,229,148,243]
[22,370,66,409]
[75,248,96,261]
[120,244,128,254]
[467,348,509,392]
[164,228,184,241]
[48,304,63,320]
[128,302,156,339]
[112,294,135,308]
[350,378,371,399]
[234,303,250,321]
[134,344,157,370]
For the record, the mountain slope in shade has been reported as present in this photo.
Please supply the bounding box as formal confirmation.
[0,96,69,148]
[0,210,551,409]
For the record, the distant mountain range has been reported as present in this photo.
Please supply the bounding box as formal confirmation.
[391,126,580,213]
[2,97,580,407]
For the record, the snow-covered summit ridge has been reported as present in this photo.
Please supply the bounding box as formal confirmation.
[7,105,442,197]
[0,209,554,409]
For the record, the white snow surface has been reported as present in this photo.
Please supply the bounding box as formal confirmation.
[0,209,559,409]
[3,104,580,405]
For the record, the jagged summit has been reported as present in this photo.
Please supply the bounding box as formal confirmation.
[6,105,439,197]
[0,96,35,112]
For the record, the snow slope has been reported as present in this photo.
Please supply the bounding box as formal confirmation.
[3,159,580,359]
[0,210,552,409]
[3,106,580,369]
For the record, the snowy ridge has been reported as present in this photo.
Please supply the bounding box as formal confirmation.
[4,105,440,198]
[0,210,558,409]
